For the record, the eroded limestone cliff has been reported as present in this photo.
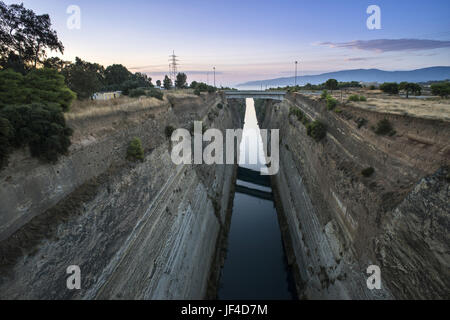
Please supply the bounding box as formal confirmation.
[259,93,449,299]
[0,92,243,299]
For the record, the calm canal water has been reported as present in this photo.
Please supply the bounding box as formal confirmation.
[218,99,297,300]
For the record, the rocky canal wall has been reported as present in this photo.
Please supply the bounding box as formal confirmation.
[260,93,449,299]
[0,93,243,299]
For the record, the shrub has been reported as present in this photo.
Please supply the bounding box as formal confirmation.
[334,108,342,114]
[126,137,144,161]
[191,82,216,94]
[326,96,338,111]
[361,167,375,177]
[348,94,360,102]
[0,103,73,163]
[129,88,146,98]
[320,90,329,100]
[348,95,366,102]
[307,120,327,142]
[289,106,304,121]
[302,117,310,126]
[165,125,175,138]
[374,119,395,136]
[121,80,141,95]
[356,117,367,129]
[217,103,223,109]
[147,88,164,100]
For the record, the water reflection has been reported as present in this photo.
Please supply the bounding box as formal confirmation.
[218,99,296,300]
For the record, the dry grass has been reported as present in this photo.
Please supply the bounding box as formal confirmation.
[66,96,166,121]
[302,89,450,121]
[348,97,450,121]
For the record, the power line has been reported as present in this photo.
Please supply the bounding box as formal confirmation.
[169,50,179,86]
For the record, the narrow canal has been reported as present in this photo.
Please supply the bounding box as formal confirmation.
[218,99,297,300]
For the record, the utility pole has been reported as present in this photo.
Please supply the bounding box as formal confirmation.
[213,67,216,87]
[169,50,179,87]
[295,61,298,87]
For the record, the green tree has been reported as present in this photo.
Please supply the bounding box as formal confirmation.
[175,72,187,89]
[156,80,161,87]
[43,57,70,72]
[23,68,76,111]
[411,83,422,96]
[380,82,399,95]
[431,82,450,98]
[0,68,75,168]
[163,75,172,90]
[325,79,338,92]
[0,69,26,106]
[0,1,64,71]
[0,68,76,111]
[104,64,132,87]
[131,72,153,88]
[62,57,105,99]
[190,81,198,89]
[399,82,421,98]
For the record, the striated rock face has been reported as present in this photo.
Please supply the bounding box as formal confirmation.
[260,93,449,299]
[376,167,450,299]
[0,93,243,299]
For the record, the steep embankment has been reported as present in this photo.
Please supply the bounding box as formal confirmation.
[0,92,243,299]
[259,93,449,299]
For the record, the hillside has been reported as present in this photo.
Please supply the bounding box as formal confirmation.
[238,66,450,87]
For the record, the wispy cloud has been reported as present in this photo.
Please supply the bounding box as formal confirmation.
[144,70,224,76]
[319,39,450,52]
[344,57,372,61]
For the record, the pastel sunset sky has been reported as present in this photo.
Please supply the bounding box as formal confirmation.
[5,0,450,86]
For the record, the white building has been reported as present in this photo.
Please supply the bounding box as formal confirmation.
[92,91,122,101]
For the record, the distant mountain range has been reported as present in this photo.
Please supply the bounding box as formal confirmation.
[237,66,450,87]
